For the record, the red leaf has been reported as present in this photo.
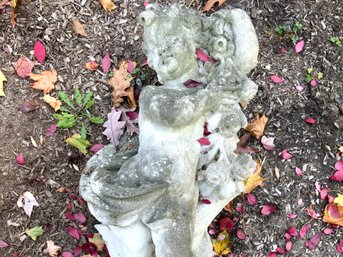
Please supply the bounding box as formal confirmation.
[276,247,286,254]
[299,223,311,238]
[295,167,302,176]
[127,60,136,73]
[46,124,57,137]
[16,153,25,165]
[295,40,305,53]
[195,48,216,64]
[236,229,246,240]
[64,212,75,221]
[101,52,111,73]
[286,241,292,251]
[323,228,333,234]
[260,204,277,216]
[270,75,284,84]
[19,98,41,113]
[267,252,277,257]
[0,239,9,249]
[62,252,74,257]
[288,213,297,219]
[126,111,139,120]
[306,232,322,250]
[197,137,211,145]
[77,197,85,206]
[74,213,86,223]
[330,169,343,182]
[305,117,316,124]
[89,144,105,153]
[287,226,298,237]
[184,79,203,88]
[281,149,292,160]
[34,41,46,64]
[200,199,211,204]
[320,187,330,200]
[67,226,80,240]
[218,217,234,233]
[306,206,318,219]
[246,194,257,205]
[13,56,34,78]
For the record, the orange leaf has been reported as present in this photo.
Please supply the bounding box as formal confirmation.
[72,19,87,36]
[10,9,16,27]
[99,0,117,12]
[323,203,343,227]
[244,160,265,194]
[203,0,226,12]
[245,113,268,139]
[108,61,136,109]
[43,94,61,111]
[29,69,57,94]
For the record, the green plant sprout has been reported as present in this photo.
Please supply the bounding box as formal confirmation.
[305,68,323,86]
[275,21,304,45]
[330,37,342,47]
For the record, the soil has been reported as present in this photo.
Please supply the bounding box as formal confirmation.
[0,0,342,257]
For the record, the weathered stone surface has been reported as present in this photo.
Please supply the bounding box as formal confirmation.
[80,4,259,257]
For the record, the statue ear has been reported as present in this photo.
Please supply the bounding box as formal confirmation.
[228,9,259,75]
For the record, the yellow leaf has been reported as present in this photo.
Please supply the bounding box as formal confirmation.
[203,0,226,12]
[245,113,268,139]
[89,233,105,251]
[244,160,265,194]
[66,134,91,155]
[108,61,136,109]
[334,194,343,206]
[46,240,61,256]
[323,203,343,227]
[43,94,61,111]
[99,0,117,12]
[212,231,230,255]
[0,69,7,97]
[29,69,58,94]
[339,146,343,154]
[72,19,87,36]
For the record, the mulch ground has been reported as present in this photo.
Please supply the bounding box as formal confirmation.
[0,0,342,256]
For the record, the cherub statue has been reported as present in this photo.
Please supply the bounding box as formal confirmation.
[80,4,259,257]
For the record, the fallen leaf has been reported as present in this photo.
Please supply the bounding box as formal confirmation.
[305,117,316,124]
[13,56,34,78]
[203,0,226,12]
[245,113,268,139]
[286,241,292,252]
[102,52,111,73]
[281,149,292,160]
[67,226,80,240]
[46,240,61,256]
[307,206,318,219]
[19,98,40,112]
[103,108,126,147]
[267,252,277,257]
[299,223,311,238]
[235,133,260,154]
[212,230,230,255]
[334,194,343,206]
[323,203,343,226]
[99,0,117,11]
[43,94,61,111]
[244,160,265,194]
[34,41,46,64]
[62,252,75,257]
[287,226,298,237]
[329,169,343,182]
[0,239,8,249]
[17,192,39,217]
[260,204,277,215]
[201,199,211,204]
[0,69,7,96]
[236,229,246,240]
[10,9,16,27]
[306,232,322,250]
[66,134,91,155]
[16,152,24,165]
[197,137,211,145]
[295,40,305,53]
[246,193,257,205]
[29,69,57,94]
[195,48,216,63]
[270,75,285,84]
[108,61,136,109]
[72,19,87,36]
[218,217,234,233]
[120,109,139,136]
[25,226,44,241]
[295,166,302,176]
[46,124,57,137]
[127,60,136,73]
[85,61,99,71]
[275,247,286,254]
[74,213,86,223]
[335,160,343,171]
[89,144,105,153]
[88,233,105,251]
[320,187,330,200]
[261,136,275,150]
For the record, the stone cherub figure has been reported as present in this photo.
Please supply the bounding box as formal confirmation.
[80,4,259,257]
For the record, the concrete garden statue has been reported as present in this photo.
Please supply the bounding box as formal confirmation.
[80,4,259,257]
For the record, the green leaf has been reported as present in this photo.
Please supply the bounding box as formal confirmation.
[58,91,74,108]
[83,91,95,109]
[317,72,324,80]
[292,21,303,33]
[305,74,313,83]
[53,113,77,128]
[291,35,300,45]
[141,73,147,81]
[80,124,87,140]
[59,106,70,113]
[275,25,288,36]
[131,67,141,75]
[74,88,83,106]
[25,226,44,241]
[66,134,91,154]
[84,113,104,124]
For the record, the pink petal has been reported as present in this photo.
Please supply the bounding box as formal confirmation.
[288,213,297,219]
[270,75,285,84]
[284,233,291,240]
[295,167,302,176]
[261,204,277,216]
[13,254,19,257]
[335,160,343,171]
[279,47,287,54]
[197,137,211,145]
[184,79,203,88]
[306,232,322,250]
[310,79,318,87]
[0,239,9,249]
[261,136,275,151]
[236,229,246,240]
[101,52,111,73]
[89,144,105,153]
[126,111,139,120]
[328,204,340,218]
[46,124,57,137]
[305,117,316,124]
[298,198,304,206]
[300,223,311,238]
[62,252,75,257]
[276,247,286,254]
[34,41,46,64]
[296,85,304,92]
[235,203,245,214]
[200,199,211,204]
[127,60,136,73]
[64,212,75,221]
[336,239,343,253]
[328,195,335,203]
[295,40,305,53]
[282,149,292,160]
[195,48,216,64]
[143,1,149,7]
[323,228,333,235]
[315,181,321,192]
[287,226,298,237]
[16,153,25,165]
[208,228,216,235]
[320,187,330,200]
[329,169,343,182]
[286,241,292,252]
[74,213,86,223]
[267,252,277,257]
[246,194,257,205]
[67,226,80,240]
[306,206,318,219]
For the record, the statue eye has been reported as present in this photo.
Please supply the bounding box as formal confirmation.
[213,37,227,53]
[139,11,155,26]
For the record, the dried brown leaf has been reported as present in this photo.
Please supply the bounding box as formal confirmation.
[323,203,343,227]
[46,240,61,256]
[108,61,136,109]
[99,0,117,12]
[203,0,226,12]
[244,160,265,194]
[245,113,268,139]
[29,69,57,94]
[72,19,87,36]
